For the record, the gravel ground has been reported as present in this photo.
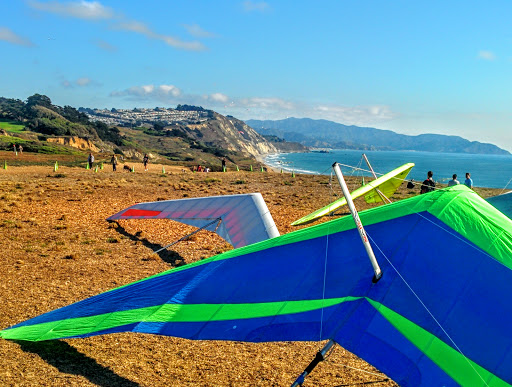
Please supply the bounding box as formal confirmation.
[0,157,501,386]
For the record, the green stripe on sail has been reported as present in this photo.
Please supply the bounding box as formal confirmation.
[2,295,507,385]
[368,299,510,387]
[0,297,358,341]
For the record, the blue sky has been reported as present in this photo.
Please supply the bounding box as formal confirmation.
[2,1,512,151]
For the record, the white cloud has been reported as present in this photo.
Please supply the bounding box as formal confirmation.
[208,93,229,103]
[478,50,496,61]
[108,85,396,128]
[111,84,182,99]
[159,85,181,97]
[0,27,34,47]
[239,97,295,110]
[93,39,117,52]
[61,77,98,87]
[242,1,269,12]
[183,24,216,38]
[312,104,396,125]
[112,21,207,51]
[28,0,114,20]
[29,1,207,51]
[76,77,92,86]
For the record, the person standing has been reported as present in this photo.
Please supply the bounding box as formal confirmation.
[221,157,226,171]
[111,154,118,172]
[18,145,23,154]
[464,172,473,189]
[420,171,436,194]
[87,153,94,169]
[447,174,460,187]
[143,154,149,171]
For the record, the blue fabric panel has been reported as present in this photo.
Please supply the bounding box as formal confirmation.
[332,300,457,387]
[487,192,512,219]
[8,210,512,384]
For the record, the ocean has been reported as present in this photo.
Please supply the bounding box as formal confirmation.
[264,149,512,190]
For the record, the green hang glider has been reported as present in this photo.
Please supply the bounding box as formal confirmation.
[291,162,415,226]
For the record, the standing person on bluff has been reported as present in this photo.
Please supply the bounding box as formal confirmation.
[221,157,226,171]
[87,153,94,170]
[143,154,149,171]
[447,174,460,187]
[111,154,118,172]
[420,171,436,194]
[464,172,473,189]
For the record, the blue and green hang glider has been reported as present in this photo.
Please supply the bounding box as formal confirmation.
[291,162,415,226]
[2,185,512,386]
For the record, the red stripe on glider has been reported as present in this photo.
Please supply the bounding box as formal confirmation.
[122,209,162,217]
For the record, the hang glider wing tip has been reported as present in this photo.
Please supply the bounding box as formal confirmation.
[291,163,415,226]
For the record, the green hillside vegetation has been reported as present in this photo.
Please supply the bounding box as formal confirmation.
[0,119,25,133]
[0,94,269,169]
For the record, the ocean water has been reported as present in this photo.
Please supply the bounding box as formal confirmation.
[264,149,512,190]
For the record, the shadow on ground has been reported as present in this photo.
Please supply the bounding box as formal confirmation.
[111,221,185,267]
[15,340,139,387]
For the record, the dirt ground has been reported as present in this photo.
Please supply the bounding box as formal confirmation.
[0,153,502,386]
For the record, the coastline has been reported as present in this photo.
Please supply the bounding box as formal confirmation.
[257,149,512,190]
[255,152,284,173]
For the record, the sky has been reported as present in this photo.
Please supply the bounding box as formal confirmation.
[2,1,512,152]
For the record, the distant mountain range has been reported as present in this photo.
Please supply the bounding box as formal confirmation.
[246,118,510,155]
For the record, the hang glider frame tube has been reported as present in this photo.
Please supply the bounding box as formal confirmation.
[153,217,222,254]
[362,153,392,204]
[291,339,335,386]
[333,162,382,283]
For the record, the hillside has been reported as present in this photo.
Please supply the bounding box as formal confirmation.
[0,94,298,169]
[246,117,510,155]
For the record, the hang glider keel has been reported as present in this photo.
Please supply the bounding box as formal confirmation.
[332,162,382,283]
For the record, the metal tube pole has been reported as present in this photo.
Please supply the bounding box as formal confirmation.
[332,162,382,282]
[362,154,391,204]
[153,218,222,254]
[290,339,335,387]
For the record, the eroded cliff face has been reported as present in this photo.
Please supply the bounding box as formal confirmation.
[186,113,277,157]
[46,136,99,152]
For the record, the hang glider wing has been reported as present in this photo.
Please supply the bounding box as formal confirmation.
[107,193,279,249]
[3,185,512,385]
[486,191,512,219]
[291,163,414,226]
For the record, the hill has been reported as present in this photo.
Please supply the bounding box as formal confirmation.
[0,94,302,169]
[246,117,510,155]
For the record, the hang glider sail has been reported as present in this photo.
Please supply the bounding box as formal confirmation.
[107,193,279,249]
[291,162,414,226]
[486,191,512,219]
[3,185,512,386]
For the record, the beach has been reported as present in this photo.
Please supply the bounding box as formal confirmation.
[0,160,501,386]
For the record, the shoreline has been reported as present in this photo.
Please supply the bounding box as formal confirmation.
[256,149,512,190]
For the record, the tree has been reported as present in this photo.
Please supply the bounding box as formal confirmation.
[26,94,52,109]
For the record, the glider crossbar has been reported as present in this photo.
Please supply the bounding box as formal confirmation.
[153,217,222,254]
